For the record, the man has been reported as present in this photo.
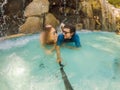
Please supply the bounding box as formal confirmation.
[55,24,81,66]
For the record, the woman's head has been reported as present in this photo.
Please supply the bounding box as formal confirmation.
[43,25,58,45]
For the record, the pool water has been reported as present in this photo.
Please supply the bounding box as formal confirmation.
[0,31,120,90]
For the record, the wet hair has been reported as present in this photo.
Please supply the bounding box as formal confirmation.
[63,24,76,34]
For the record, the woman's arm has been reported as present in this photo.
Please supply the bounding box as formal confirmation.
[55,45,62,63]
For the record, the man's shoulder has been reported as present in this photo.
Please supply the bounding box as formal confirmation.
[74,33,79,36]
[57,33,64,45]
[58,33,64,36]
[72,33,79,38]
[58,33,64,39]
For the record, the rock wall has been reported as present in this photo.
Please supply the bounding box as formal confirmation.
[0,0,120,36]
[19,0,59,34]
[49,0,120,31]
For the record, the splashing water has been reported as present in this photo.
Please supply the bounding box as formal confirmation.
[0,31,120,90]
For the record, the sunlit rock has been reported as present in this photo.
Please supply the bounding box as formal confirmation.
[45,13,59,28]
[79,1,93,18]
[91,0,101,10]
[19,13,59,34]
[19,17,42,34]
[19,0,59,34]
[24,0,49,17]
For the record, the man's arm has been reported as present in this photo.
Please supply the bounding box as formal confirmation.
[74,34,81,47]
[64,45,80,49]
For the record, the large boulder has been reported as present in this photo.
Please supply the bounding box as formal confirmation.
[19,13,59,34]
[45,13,59,28]
[24,0,49,17]
[19,17,42,34]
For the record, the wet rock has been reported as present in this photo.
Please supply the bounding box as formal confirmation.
[4,0,23,16]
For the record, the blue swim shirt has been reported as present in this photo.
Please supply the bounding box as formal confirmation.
[57,33,81,47]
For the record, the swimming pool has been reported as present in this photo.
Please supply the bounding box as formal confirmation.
[0,31,120,90]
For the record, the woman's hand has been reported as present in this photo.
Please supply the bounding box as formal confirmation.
[57,57,62,63]
[45,50,52,54]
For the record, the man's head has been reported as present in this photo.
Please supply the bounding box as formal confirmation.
[62,24,76,39]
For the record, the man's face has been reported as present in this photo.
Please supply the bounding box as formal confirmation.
[62,28,73,39]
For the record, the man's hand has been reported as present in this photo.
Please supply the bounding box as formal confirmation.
[60,23,65,30]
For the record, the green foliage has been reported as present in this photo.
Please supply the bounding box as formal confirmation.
[108,0,120,8]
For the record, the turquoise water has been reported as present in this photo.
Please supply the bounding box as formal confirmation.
[0,31,120,90]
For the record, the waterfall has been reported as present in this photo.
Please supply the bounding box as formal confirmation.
[0,0,8,37]
[63,0,67,16]
[0,0,8,16]
[0,0,8,24]
[75,0,79,23]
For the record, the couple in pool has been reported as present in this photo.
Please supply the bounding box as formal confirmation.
[40,23,81,66]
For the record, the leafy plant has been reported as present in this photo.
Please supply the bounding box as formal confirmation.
[108,0,120,8]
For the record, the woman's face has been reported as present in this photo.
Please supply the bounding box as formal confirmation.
[49,27,58,43]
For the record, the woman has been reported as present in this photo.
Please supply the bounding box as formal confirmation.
[40,25,58,54]
[40,24,65,66]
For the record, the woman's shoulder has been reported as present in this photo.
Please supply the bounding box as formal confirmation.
[40,32,45,45]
